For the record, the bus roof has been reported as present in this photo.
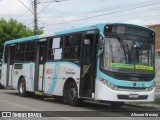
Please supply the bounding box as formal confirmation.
[4,23,153,45]
[4,23,105,45]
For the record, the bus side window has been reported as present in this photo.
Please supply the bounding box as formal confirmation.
[25,42,35,61]
[63,34,81,60]
[15,43,25,62]
[48,37,62,60]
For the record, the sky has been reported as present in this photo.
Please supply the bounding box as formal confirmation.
[0,0,160,33]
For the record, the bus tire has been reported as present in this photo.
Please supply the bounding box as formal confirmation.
[18,78,27,97]
[110,102,124,107]
[66,81,80,106]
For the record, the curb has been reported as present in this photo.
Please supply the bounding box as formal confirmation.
[125,103,160,109]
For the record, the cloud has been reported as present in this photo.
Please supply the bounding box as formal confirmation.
[0,0,24,16]
[0,0,159,33]
[124,18,159,26]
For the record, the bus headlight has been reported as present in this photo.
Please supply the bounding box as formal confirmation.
[100,78,118,90]
[145,85,154,91]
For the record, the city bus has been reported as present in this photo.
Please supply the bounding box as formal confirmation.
[0,23,155,107]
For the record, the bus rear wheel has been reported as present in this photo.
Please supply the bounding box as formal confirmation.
[66,82,80,106]
[18,78,27,97]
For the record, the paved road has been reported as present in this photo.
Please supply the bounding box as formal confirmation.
[0,89,159,120]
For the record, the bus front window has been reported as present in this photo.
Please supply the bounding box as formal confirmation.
[101,37,154,74]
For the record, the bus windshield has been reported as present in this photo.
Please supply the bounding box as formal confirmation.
[101,37,155,74]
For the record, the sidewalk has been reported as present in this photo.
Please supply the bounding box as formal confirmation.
[126,102,160,110]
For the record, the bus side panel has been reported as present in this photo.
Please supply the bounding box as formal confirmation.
[12,63,35,91]
[24,63,35,92]
[61,63,80,96]
[44,63,62,95]
[44,62,80,96]
[8,65,13,86]
[1,64,7,86]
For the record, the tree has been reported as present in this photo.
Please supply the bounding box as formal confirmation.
[0,18,43,56]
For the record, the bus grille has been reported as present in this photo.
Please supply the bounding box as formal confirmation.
[117,95,148,100]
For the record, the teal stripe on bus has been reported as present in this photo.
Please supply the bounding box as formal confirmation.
[45,61,80,68]
[97,70,155,88]
[49,63,59,94]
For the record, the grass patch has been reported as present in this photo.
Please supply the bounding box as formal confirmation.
[154,95,160,104]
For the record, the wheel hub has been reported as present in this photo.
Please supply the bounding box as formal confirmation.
[69,88,77,100]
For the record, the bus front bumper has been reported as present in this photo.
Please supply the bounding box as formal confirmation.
[95,80,155,102]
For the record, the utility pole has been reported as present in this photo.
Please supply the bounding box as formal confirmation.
[33,0,38,35]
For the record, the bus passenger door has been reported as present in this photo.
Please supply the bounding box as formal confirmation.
[37,41,46,91]
[6,45,15,87]
[80,31,99,98]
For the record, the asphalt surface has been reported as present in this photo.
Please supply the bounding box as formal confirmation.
[0,89,160,120]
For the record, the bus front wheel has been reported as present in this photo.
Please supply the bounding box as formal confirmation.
[18,78,27,97]
[66,82,80,106]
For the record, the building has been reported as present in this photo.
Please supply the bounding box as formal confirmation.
[148,24,160,54]
[147,24,160,84]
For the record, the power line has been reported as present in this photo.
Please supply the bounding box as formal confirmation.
[42,0,153,25]
[39,0,67,3]
[88,8,160,23]
[43,1,160,27]
[39,0,157,24]
[18,0,34,14]
[39,7,73,26]
[15,10,29,20]
[61,0,153,18]
[23,18,34,24]
[39,0,60,3]
[38,1,55,14]
[25,20,34,27]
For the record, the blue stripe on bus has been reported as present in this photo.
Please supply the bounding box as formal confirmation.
[14,62,35,64]
[46,61,80,94]
[4,23,106,45]
[49,63,59,94]
[4,23,153,46]
[45,61,80,68]
[54,24,103,35]
[5,36,39,44]
[96,70,155,88]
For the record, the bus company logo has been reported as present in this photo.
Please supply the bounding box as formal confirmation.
[133,83,136,87]
[46,68,53,75]
[14,70,19,75]
[2,112,11,117]
[66,69,75,75]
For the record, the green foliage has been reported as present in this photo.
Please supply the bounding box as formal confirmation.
[0,18,43,57]
[154,95,160,104]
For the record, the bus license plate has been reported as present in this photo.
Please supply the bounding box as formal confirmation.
[129,94,138,98]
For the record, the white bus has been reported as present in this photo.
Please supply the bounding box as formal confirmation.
[0,23,156,107]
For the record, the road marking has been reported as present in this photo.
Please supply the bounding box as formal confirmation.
[0,99,72,120]
[0,99,40,111]
[121,117,134,120]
